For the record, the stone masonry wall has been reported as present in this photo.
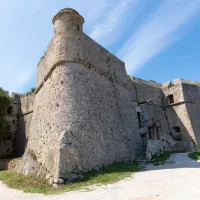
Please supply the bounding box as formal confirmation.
[36,33,128,91]
[16,9,200,180]
[132,78,193,160]
[132,77,169,138]
[17,27,143,179]
[181,81,200,146]
[146,139,193,160]
[15,93,35,156]
[162,79,198,145]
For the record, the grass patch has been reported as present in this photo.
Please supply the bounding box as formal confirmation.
[151,152,171,165]
[0,161,141,195]
[188,151,200,161]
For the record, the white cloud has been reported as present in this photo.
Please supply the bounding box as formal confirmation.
[89,0,141,46]
[118,0,200,75]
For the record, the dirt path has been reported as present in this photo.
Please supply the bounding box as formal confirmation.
[1,153,200,200]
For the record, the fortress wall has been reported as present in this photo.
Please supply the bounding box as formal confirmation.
[165,104,195,142]
[15,94,35,156]
[18,67,62,177]
[184,103,200,146]
[19,93,35,115]
[130,78,193,158]
[130,78,189,158]
[181,82,200,146]
[37,38,55,88]
[19,59,142,178]
[132,77,163,105]
[132,78,169,134]
[15,113,32,156]
[37,56,45,87]
[36,33,128,90]
[162,79,185,105]
[57,63,142,177]
[181,81,200,102]
[162,80,197,145]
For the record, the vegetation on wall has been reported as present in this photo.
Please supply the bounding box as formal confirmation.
[20,88,36,97]
[39,50,47,63]
[0,88,12,141]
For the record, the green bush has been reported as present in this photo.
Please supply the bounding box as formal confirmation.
[188,151,200,160]
[0,88,12,141]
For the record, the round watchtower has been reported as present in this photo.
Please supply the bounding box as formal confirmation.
[52,8,84,37]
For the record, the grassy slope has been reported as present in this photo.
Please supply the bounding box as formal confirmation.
[0,161,141,195]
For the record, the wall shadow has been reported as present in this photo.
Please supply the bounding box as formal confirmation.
[14,115,26,156]
[181,82,200,147]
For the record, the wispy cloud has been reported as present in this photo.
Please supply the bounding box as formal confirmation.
[89,0,141,46]
[118,0,200,75]
[79,0,111,24]
[1,0,200,93]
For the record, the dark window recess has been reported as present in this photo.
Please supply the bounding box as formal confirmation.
[168,94,174,104]
[171,126,181,141]
[137,112,142,128]
[77,26,80,31]
[173,126,181,133]
[7,106,13,114]
[149,131,152,139]
[148,127,155,140]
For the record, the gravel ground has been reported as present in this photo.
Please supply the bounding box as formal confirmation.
[1,153,200,200]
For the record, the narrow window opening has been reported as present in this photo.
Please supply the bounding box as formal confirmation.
[168,94,174,104]
[77,25,80,31]
[7,106,13,115]
[173,126,181,133]
[137,112,142,128]
[148,127,152,139]
[148,127,156,140]
[171,126,181,141]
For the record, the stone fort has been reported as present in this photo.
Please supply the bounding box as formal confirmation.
[1,8,200,181]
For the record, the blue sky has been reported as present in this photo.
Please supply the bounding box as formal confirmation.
[0,0,200,94]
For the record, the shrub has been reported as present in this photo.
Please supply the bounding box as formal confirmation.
[0,88,12,141]
[188,151,200,160]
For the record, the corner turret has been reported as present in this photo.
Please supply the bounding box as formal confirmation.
[52,8,84,37]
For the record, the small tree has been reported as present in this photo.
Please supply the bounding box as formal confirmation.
[0,88,12,141]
